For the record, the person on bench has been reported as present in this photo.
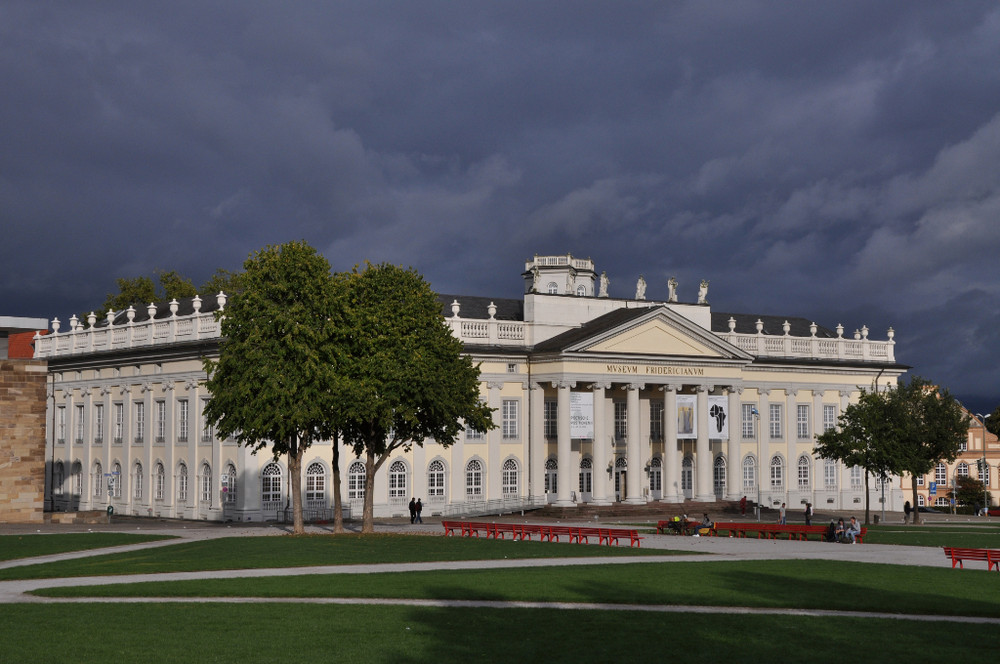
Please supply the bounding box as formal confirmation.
[845,516,861,543]
[667,515,685,534]
[825,520,838,543]
[834,518,846,542]
[697,513,714,535]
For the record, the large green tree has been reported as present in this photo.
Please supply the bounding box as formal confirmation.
[895,377,969,525]
[202,241,343,534]
[815,387,901,525]
[333,263,495,533]
[89,269,243,319]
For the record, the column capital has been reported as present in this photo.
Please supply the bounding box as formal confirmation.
[786,388,798,398]
[839,389,852,398]
[659,383,678,393]
[759,387,771,397]
[591,381,612,391]
[695,385,708,393]
[621,382,644,391]
[552,380,575,390]
[811,389,824,398]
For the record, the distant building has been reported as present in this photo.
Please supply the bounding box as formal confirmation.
[0,316,49,523]
[35,254,906,521]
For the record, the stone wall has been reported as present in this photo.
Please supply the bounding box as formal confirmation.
[0,359,47,523]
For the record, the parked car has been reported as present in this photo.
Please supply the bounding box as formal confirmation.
[988,508,1000,517]
[917,506,941,513]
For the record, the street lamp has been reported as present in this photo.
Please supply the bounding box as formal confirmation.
[975,413,990,515]
[752,406,761,522]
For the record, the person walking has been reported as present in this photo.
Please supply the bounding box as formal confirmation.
[408,497,416,524]
[778,502,787,525]
[804,503,812,526]
[415,498,423,524]
[903,500,911,524]
[740,495,747,516]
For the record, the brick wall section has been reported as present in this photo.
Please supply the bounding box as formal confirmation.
[7,330,47,359]
[0,359,47,523]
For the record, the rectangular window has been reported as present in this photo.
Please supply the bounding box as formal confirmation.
[201,472,212,504]
[74,404,85,443]
[502,399,518,439]
[56,406,66,444]
[850,465,863,489]
[959,438,968,452]
[769,404,782,440]
[823,405,837,432]
[824,459,838,488]
[113,403,124,444]
[741,404,756,439]
[133,401,145,443]
[465,421,484,440]
[201,398,213,442]
[935,463,947,485]
[543,399,557,439]
[155,400,166,442]
[796,404,810,439]
[94,404,104,444]
[916,475,924,487]
[177,399,189,442]
[649,401,663,442]
[178,470,188,503]
[614,401,627,440]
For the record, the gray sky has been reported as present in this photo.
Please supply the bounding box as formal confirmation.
[3,1,999,411]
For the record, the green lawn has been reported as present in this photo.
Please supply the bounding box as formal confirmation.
[1,604,997,663]
[0,533,671,580]
[863,524,1000,547]
[0,533,174,562]
[35,558,1000,618]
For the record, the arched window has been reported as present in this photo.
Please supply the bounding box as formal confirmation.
[262,462,283,503]
[225,463,237,504]
[53,461,64,496]
[544,458,557,494]
[306,462,325,502]
[797,455,811,490]
[579,457,593,494]
[466,459,483,496]
[576,285,586,296]
[546,282,559,294]
[71,462,82,496]
[427,460,446,498]
[649,456,662,493]
[348,460,366,500]
[153,462,165,500]
[917,493,925,507]
[770,455,784,490]
[742,455,756,490]
[112,462,122,498]
[93,461,103,498]
[200,463,212,504]
[502,458,518,496]
[133,462,143,500]
[388,460,407,500]
[713,456,726,498]
[177,463,188,503]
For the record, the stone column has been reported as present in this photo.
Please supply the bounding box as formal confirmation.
[786,388,797,501]
[695,386,714,502]
[529,382,546,503]
[487,382,502,500]
[758,388,770,507]
[555,381,574,506]
[624,383,644,504]
[812,389,824,496]
[726,386,742,500]
[591,382,611,505]
[661,385,681,503]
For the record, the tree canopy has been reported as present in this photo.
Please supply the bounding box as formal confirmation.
[815,376,968,525]
[202,241,342,534]
[88,268,243,319]
[333,263,495,533]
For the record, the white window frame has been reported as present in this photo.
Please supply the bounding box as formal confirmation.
[850,465,863,489]
[177,399,189,442]
[133,401,145,443]
[177,463,188,503]
[935,462,947,485]
[502,399,519,439]
[113,403,124,444]
[770,455,784,490]
[502,458,518,496]
[56,406,66,444]
[796,404,810,439]
[427,460,446,498]
[824,459,838,489]
[543,399,557,439]
[649,456,662,493]
[74,404,85,443]
[649,401,663,442]
[347,461,365,500]
[154,400,166,443]
[797,455,810,490]
[153,463,164,500]
[388,460,407,499]
[614,401,627,440]
[579,457,593,494]
[201,398,213,443]
[823,405,837,433]
[466,459,484,496]
[741,404,756,439]
[742,455,756,490]
[224,464,237,504]
[200,463,212,504]
[93,462,103,498]
[262,462,283,503]
[306,462,326,502]
[94,403,104,444]
[769,404,782,440]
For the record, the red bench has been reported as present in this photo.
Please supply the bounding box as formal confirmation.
[439,522,642,547]
[462,521,492,537]
[490,523,519,540]
[441,520,462,536]
[943,547,1000,571]
[711,522,867,543]
[603,527,644,547]
[518,524,548,541]
[546,525,575,542]
[657,519,704,535]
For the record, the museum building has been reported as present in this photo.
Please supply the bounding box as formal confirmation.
[36,254,907,521]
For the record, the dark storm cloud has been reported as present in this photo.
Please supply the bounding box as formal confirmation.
[2,1,1000,408]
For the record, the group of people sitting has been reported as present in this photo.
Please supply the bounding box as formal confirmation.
[826,516,862,543]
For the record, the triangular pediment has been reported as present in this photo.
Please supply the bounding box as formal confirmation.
[587,318,723,357]
[551,307,751,361]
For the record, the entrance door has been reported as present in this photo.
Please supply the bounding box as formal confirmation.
[614,457,628,502]
[681,456,693,500]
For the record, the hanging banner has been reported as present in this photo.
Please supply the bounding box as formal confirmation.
[676,394,697,439]
[570,391,594,439]
[708,396,729,439]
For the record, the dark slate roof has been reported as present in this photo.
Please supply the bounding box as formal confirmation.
[711,312,839,338]
[532,308,653,353]
[437,294,524,321]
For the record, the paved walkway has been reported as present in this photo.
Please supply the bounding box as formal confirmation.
[2,517,990,625]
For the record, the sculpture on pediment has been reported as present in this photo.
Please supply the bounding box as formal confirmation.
[667,276,678,303]
[635,275,646,300]
[698,279,709,304]
[599,271,609,298]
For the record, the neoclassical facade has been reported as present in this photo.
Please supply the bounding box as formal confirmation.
[38,254,907,521]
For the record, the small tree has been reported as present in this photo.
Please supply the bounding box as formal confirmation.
[950,475,991,510]
[334,263,495,533]
[815,388,901,525]
[895,377,969,525]
[203,241,342,534]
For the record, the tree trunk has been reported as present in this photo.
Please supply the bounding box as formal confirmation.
[289,437,305,535]
[863,472,870,525]
[331,431,344,534]
[362,449,377,533]
[911,476,922,525]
